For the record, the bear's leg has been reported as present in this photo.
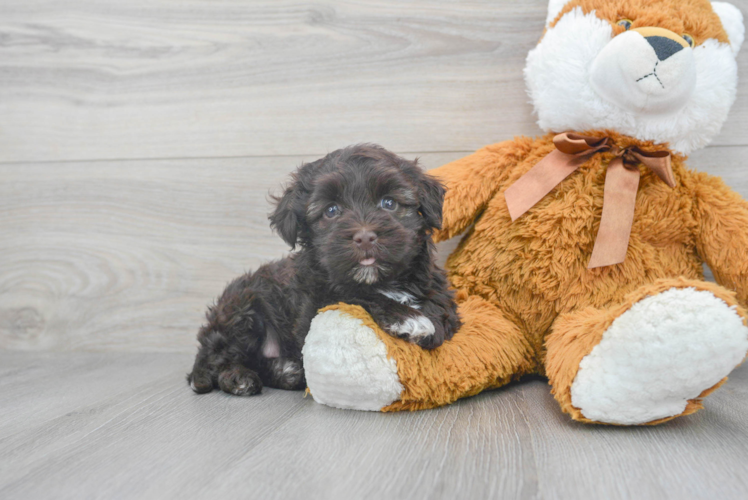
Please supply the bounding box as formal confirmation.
[545,278,748,425]
[302,295,536,411]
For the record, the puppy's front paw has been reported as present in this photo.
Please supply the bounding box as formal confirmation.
[387,315,436,346]
[442,312,461,342]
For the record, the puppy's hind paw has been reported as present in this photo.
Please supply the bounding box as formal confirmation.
[188,371,214,394]
[218,366,263,396]
[388,315,436,345]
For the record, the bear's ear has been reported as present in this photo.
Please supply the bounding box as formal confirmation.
[546,0,573,27]
[712,2,745,56]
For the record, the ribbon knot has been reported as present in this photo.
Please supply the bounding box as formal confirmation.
[504,133,675,269]
[614,148,637,165]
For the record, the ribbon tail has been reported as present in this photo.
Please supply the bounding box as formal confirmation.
[588,158,641,269]
[504,149,584,221]
[631,149,676,188]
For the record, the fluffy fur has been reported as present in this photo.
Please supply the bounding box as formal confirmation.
[300,0,748,424]
[302,308,404,411]
[569,287,748,425]
[526,0,741,154]
[188,144,460,396]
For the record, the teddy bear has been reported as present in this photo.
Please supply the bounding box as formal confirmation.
[300,0,748,425]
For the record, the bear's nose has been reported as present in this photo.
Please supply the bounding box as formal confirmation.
[645,36,684,61]
[353,229,377,250]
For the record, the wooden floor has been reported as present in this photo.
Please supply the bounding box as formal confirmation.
[2,0,748,498]
[0,351,746,500]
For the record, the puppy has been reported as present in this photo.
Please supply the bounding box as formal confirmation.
[188,144,461,396]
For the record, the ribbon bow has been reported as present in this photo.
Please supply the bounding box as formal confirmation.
[504,133,675,269]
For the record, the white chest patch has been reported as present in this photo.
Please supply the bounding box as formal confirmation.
[378,289,421,309]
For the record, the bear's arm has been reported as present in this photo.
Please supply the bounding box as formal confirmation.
[693,172,748,308]
[429,137,533,242]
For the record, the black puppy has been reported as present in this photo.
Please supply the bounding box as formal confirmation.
[188,144,461,396]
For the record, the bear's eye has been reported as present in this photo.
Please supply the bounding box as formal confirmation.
[324,203,341,218]
[380,197,398,211]
[617,19,633,30]
[682,33,694,47]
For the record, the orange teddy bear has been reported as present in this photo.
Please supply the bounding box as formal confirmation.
[301,0,748,425]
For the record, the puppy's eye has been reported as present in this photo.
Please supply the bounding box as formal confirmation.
[682,33,694,47]
[324,204,341,218]
[380,197,398,211]
[617,19,633,30]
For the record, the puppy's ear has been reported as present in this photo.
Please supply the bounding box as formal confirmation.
[269,161,317,249]
[417,170,446,231]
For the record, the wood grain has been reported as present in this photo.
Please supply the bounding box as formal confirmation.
[2,3,748,498]
[1,148,745,352]
[1,351,746,499]
[0,0,747,163]
[0,152,464,352]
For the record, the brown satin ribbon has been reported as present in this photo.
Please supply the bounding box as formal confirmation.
[504,133,675,269]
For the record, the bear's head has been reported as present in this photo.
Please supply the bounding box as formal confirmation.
[525,0,744,154]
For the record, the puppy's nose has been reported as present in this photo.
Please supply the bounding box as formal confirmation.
[353,230,377,250]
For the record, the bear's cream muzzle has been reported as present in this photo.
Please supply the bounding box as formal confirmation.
[589,27,696,115]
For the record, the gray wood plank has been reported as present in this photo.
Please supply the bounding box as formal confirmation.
[520,377,748,500]
[0,352,313,499]
[1,351,746,500]
[0,152,464,352]
[201,394,539,500]
[1,148,745,352]
[0,352,189,439]
[1,0,746,163]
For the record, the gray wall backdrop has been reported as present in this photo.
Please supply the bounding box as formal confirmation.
[1,0,746,352]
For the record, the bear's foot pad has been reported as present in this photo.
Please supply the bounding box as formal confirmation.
[303,309,404,411]
[571,288,748,424]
